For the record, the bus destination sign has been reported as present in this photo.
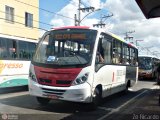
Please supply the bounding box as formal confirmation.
[54,34,86,40]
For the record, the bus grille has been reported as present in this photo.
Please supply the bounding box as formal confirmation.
[41,87,66,96]
[56,80,72,85]
[38,78,72,87]
[39,78,52,84]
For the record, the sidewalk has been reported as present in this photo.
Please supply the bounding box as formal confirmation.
[134,87,160,114]
[123,85,160,120]
[106,85,160,120]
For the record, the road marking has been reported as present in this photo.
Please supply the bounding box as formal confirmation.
[97,89,148,120]
[98,107,115,111]
[0,91,29,99]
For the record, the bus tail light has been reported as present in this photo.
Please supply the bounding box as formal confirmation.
[72,73,89,85]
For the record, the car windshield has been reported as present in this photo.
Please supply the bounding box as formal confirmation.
[138,57,152,70]
[33,29,97,67]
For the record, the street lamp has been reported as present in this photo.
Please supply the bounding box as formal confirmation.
[93,13,113,28]
[79,8,101,25]
[75,8,101,26]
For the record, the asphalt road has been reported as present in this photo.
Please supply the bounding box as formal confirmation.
[0,79,159,120]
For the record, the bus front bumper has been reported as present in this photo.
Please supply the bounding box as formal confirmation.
[138,72,152,79]
[28,80,92,103]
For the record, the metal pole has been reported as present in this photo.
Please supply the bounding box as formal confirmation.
[78,0,81,26]
[79,8,100,25]
[75,14,77,26]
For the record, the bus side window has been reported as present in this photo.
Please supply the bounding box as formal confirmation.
[112,39,122,64]
[0,46,7,58]
[123,45,130,65]
[96,34,112,64]
[112,48,118,64]
[10,40,17,59]
[102,37,112,64]
[96,39,104,64]
[130,47,138,66]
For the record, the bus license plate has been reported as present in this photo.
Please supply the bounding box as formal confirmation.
[44,94,58,99]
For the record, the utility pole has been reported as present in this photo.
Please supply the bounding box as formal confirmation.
[78,0,81,26]
[93,13,113,28]
[75,14,78,26]
[74,0,99,26]
[124,30,135,43]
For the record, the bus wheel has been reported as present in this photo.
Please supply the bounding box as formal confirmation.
[157,78,160,85]
[124,85,129,94]
[90,87,102,110]
[36,97,50,105]
[122,81,129,94]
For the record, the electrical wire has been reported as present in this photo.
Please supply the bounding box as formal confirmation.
[0,17,47,31]
[13,0,75,20]
[0,10,53,27]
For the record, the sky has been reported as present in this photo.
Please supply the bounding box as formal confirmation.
[39,0,160,55]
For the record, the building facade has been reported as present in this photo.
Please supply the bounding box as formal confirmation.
[0,0,39,88]
[0,0,39,39]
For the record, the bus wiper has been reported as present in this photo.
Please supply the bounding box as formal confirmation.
[70,51,82,64]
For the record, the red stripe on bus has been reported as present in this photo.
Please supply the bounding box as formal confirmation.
[53,26,90,30]
[34,66,82,87]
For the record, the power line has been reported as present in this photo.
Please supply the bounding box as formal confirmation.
[75,0,99,26]
[93,14,113,28]
[13,0,75,20]
[0,17,47,31]
[0,10,53,27]
[124,30,135,43]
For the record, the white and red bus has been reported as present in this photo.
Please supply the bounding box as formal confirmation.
[29,26,138,108]
[138,55,160,80]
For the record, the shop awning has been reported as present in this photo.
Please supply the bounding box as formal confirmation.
[136,0,160,19]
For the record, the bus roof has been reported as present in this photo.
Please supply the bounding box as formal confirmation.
[139,54,160,59]
[52,26,90,30]
[51,26,137,49]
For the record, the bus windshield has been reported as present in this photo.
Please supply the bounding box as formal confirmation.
[33,29,97,66]
[138,57,152,70]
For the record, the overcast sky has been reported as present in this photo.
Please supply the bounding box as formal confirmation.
[40,0,160,56]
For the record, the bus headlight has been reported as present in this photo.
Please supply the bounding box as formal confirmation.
[146,71,151,74]
[72,73,89,85]
[29,71,37,82]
